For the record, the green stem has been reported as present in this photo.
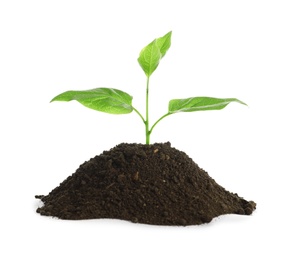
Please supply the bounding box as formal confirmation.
[150,112,172,136]
[145,76,150,144]
[132,107,145,124]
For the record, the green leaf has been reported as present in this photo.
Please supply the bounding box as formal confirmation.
[51,88,133,114]
[137,40,161,77]
[137,31,172,77]
[156,31,172,58]
[168,97,247,113]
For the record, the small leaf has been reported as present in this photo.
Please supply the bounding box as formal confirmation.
[156,31,172,58]
[137,40,161,77]
[169,97,247,113]
[51,88,133,114]
[138,31,172,77]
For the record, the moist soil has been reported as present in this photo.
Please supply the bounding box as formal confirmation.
[36,142,256,226]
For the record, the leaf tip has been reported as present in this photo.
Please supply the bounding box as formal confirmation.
[238,99,248,107]
[50,94,61,103]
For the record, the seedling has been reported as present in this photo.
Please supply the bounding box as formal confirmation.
[51,31,247,144]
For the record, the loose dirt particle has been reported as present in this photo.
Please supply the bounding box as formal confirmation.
[132,172,139,181]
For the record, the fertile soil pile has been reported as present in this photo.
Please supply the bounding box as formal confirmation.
[36,142,256,225]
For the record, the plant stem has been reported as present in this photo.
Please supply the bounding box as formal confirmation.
[150,112,172,136]
[145,76,150,144]
[132,107,145,124]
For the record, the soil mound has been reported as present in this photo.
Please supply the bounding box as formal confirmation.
[36,142,256,225]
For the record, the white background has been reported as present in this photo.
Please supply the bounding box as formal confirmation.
[1,0,287,259]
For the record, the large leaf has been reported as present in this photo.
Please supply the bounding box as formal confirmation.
[169,97,247,113]
[51,88,133,114]
[138,31,172,77]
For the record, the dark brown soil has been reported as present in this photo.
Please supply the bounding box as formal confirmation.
[36,142,256,226]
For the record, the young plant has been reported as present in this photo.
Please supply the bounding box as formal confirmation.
[51,31,247,144]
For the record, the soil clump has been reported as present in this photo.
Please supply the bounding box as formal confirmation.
[36,142,256,225]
